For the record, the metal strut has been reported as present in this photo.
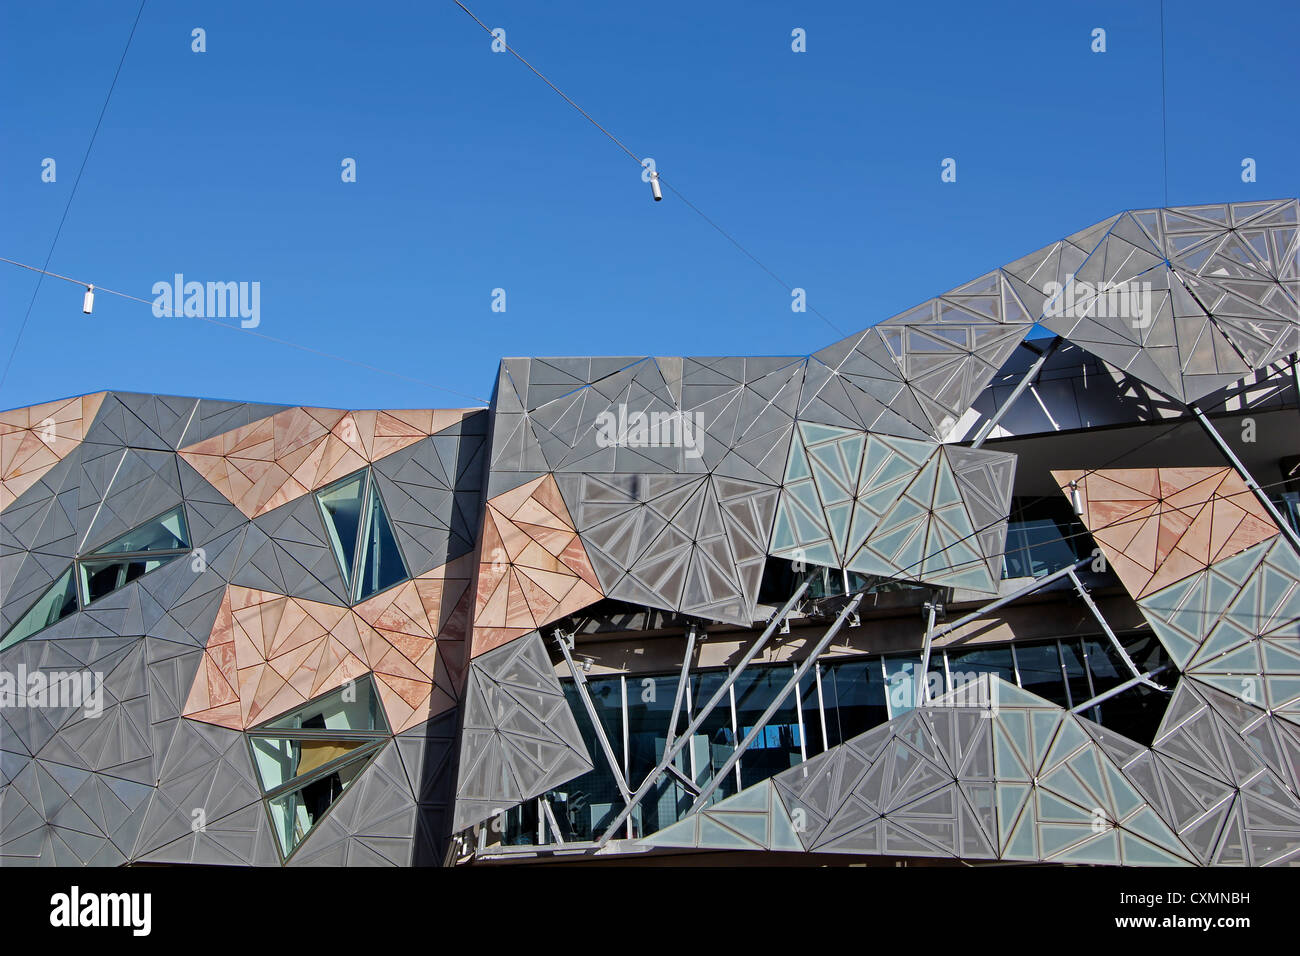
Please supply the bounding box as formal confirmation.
[687,591,865,813]
[970,338,1060,448]
[554,630,632,805]
[1066,567,1165,691]
[1190,403,1300,558]
[593,578,812,848]
[928,557,1091,645]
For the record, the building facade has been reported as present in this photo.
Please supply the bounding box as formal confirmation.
[2,199,1298,866]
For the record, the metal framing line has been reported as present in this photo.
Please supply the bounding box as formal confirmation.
[1190,404,1300,557]
[593,578,811,848]
[970,338,1059,448]
[666,624,698,747]
[553,630,632,803]
[929,557,1091,644]
[1066,567,1163,690]
[687,592,865,813]
[919,598,939,703]
[1070,665,1171,714]
[540,795,565,845]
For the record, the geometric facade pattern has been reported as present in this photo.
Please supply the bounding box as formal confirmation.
[0,392,105,511]
[554,472,779,626]
[183,556,474,735]
[771,426,1015,594]
[642,676,1296,865]
[451,631,593,832]
[1055,466,1280,599]
[471,474,603,658]
[1085,680,1300,866]
[180,406,477,519]
[1057,466,1300,731]
[641,677,1209,865]
[4,200,1298,866]
[1138,536,1300,720]
[1024,200,1299,404]
[1,392,484,867]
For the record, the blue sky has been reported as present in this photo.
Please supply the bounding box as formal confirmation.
[2,0,1296,412]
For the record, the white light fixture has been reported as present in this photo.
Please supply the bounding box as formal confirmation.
[1069,479,1084,516]
[82,285,94,314]
[649,170,662,202]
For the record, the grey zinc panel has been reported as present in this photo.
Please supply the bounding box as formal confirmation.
[452,632,592,832]
[134,798,280,866]
[177,458,247,548]
[131,718,264,861]
[82,393,172,452]
[287,741,416,867]
[77,449,185,556]
[180,400,289,447]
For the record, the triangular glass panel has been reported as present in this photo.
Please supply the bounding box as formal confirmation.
[316,468,412,603]
[0,567,78,651]
[355,487,408,601]
[247,677,390,860]
[77,506,192,605]
[89,505,189,555]
[260,677,387,733]
[316,472,367,593]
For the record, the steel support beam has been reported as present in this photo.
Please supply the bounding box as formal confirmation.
[1190,403,1300,557]
[929,557,1090,644]
[664,762,701,795]
[970,338,1058,448]
[540,795,565,845]
[1070,665,1171,714]
[594,578,811,848]
[919,599,939,703]
[688,592,865,813]
[554,631,632,804]
[1066,567,1164,690]
[665,624,698,747]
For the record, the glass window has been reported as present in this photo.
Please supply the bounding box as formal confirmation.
[534,677,625,844]
[76,506,191,605]
[822,657,888,746]
[79,556,171,603]
[317,472,367,593]
[1003,519,1077,578]
[1059,639,1095,713]
[946,645,1015,696]
[91,507,188,554]
[316,468,410,602]
[883,654,923,718]
[1272,492,1300,536]
[0,567,78,652]
[1012,642,1069,707]
[356,489,407,600]
[800,669,826,758]
[733,666,803,789]
[625,675,693,839]
[264,751,377,857]
[246,675,390,860]
[261,679,383,732]
[1,507,193,651]
[1001,499,1091,580]
[251,735,373,793]
[688,671,738,803]
[1084,633,1175,745]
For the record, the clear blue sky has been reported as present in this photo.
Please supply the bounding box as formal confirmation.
[2,0,1296,412]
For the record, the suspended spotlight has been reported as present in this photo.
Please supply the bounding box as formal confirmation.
[1069,479,1084,516]
[82,285,95,315]
[649,170,662,202]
